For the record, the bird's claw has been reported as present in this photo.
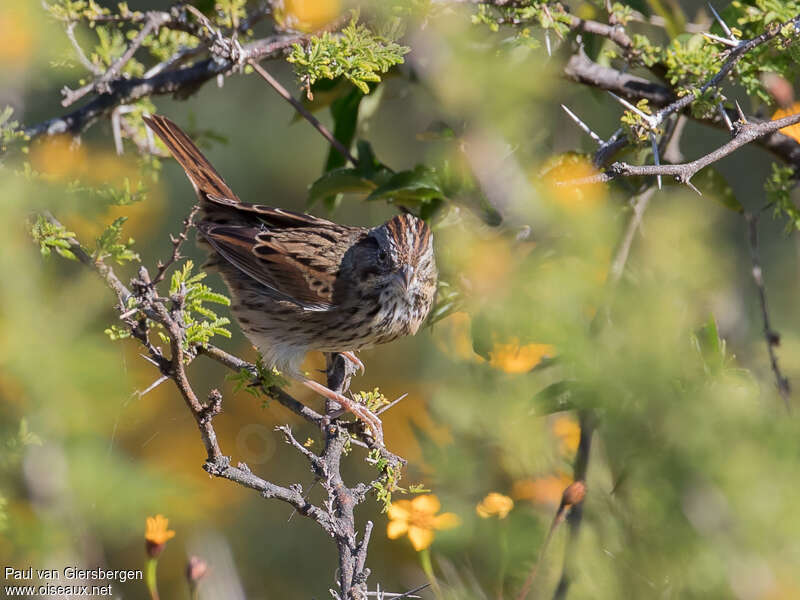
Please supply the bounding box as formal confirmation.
[341,351,365,375]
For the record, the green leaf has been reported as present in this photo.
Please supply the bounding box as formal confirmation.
[531,381,579,414]
[325,86,364,173]
[691,315,728,375]
[365,165,446,204]
[30,215,79,261]
[308,168,379,206]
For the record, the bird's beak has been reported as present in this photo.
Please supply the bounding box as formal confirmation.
[396,266,415,291]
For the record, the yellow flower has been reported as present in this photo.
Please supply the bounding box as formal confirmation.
[772,103,800,143]
[489,339,555,374]
[476,492,514,519]
[387,495,460,551]
[145,515,175,557]
[552,416,581,456]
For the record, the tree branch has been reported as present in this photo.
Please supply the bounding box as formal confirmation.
[559,112,800,187]
[745,213,791,410]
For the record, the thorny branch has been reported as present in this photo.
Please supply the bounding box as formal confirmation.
[43,210,408,599]
[559,111,800,188]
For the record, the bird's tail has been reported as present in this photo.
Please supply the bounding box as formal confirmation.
[143,114,239,206]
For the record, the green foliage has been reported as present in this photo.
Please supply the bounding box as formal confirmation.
[471,1,571,39]
[0,107,28,157]
[766,162,800,230]
[169,261,231,348]
[369,448,402,512]
[353,388,389,412]
[366,165,446,204]
[229,361,288,400]
[5,419,43,458]
[66,177,147,207]
[662,35,723,116]
[691,316,733,376]
[619,99,659,143]
[94,216,140,264]
[214,0,248,28]
[630,34,663,67]
[30,215,79,261]
[428,280,463,327]
[44,0,122,22]
[104,324,131,341]
[287,15,409,94]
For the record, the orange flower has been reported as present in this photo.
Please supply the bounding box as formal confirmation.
[145,515,175,557]
[772,102,800,143]
[541,154,607,212]
[387,495,460,551]
[274,0,341,32]
[476,492,514,519]
[513,473,573,506]
[489,339,555,373]
[552,416,581,456]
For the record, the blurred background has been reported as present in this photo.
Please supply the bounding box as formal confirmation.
[2,0,800,598]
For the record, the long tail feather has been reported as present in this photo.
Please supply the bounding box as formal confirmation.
[143,114,239,203]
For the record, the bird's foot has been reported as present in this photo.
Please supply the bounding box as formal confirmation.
[340,351,365,375]
[302,378,383,444]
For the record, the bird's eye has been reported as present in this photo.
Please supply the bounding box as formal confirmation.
[378,249,388,263]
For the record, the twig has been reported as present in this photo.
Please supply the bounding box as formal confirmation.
[551,413,594,600]
[745,213,791,410]
[197,344,326,425]
[558,111,800,187]
[608,187,656,284]
[65,22,102,75]
[516,480,587,600]
[151,205,200,285]
[247,60,359,166]
[62,12,168,107]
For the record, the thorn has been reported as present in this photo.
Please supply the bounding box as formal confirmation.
[707,3,734,39]
[376,392,410,415]
[608,91,660,128]
[685,179,703,196]
[137,375,169,398]
[718,102,734,132]
[701,31,739,47]
[111,109,124,156]
[735,100,748,124]
[650,133,662,190]
[561,104,604,146]
[139,353,160,367]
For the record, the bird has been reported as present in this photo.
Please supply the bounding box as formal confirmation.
[143,115,437,443]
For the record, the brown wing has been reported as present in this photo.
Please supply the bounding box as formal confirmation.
[198,222,364,310]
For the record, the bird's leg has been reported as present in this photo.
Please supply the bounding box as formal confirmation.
[341,351,365,374]
[302,378,384,444]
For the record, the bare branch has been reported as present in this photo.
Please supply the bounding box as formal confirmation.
[151,204,200,285]
[65,22,102,76]
[62,12,169,108]
[23,31,306,140]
